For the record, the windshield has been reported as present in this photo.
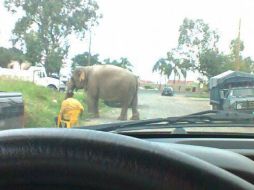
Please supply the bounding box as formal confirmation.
[1,0,254,135]
[229,88,254,97]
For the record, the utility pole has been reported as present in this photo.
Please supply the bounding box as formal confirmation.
[235,19,241,71]
[88,28,92,66]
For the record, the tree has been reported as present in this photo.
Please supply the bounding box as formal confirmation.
[8,47,25,63]
[177,18,219,74]
[199,50,230,78]
[5,0,101,74]
[0,47,12,68]
[230,39,244,58]
[153,58,167,76]
[158,18,254,79]
[163,63,173,81]
[180,59,191,82]
[228,38,254,72]
[46,50,64,74]
[241,57,254,72]
[154,17,219,81]
[0,47,25,68]
[24,32,43,65]
[166,51,181,83]
[214,38,254,73]
[198,39,254,78]
[72,52,100,68]
[117,57,133,71]
[103,58,111,65]
[103,57,133,71]
[152,58,173,83]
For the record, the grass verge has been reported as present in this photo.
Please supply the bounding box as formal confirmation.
[0,78,108,128]
[185,92,209,98]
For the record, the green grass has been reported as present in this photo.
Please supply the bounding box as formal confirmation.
[186,92,209,98]
[0,78,99,128]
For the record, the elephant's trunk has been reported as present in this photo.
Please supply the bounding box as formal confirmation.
[65,79,76,99]
[65,91,73,99]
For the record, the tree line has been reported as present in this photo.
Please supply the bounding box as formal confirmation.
[71,53,133,71]
[0,0,133,73]
[0,47,133,72]
[1,1,253,79]
[2,0,101,74]
[0,47,25,68]
[153,18,254,82]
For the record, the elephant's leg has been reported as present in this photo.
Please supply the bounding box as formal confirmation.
[87,94,99,118]
[118,101,128,121]
[94,98,100,118]
[130,94,140,120]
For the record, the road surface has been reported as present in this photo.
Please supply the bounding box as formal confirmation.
[82,90,210,125]
[80,90,254,134]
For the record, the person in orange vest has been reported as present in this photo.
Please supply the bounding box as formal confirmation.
[57,92,84,128]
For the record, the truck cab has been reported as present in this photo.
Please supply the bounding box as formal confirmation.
[32,67,65,91]
[0,66,66,91]
[222,87,254,112]
[209,70,254,112]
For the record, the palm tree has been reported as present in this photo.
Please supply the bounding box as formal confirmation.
[179,59,190,83]
[167,51,181,84]
[163,63,173,82]
[153,58,173,86]
[119,57,133,71]
[153,50,191,86]
[103,57,133,71]
[180,69,187,83]
[152,58,167,75]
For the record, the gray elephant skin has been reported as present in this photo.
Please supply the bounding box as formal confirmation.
[67,65,140,120]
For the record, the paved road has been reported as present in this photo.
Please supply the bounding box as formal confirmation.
[81,90,254,134]
[138,90,210,119]
[82,90,210,125]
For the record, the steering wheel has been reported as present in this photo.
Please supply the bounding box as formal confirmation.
[0,128,252,190]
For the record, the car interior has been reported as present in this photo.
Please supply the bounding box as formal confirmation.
[0,127,253,190]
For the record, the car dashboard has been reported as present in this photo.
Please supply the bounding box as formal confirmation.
[134,136,254,184]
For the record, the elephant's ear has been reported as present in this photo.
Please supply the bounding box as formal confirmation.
[79,70,85,82]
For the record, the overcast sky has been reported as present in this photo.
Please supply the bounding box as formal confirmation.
[1,0,254,81]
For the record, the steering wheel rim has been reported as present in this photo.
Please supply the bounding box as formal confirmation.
[0,128,252,190]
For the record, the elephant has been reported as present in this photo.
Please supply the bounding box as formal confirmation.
[66,65,140,120]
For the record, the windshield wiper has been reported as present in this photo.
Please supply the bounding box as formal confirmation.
[77,110,254,132]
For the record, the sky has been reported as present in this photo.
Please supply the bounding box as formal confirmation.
[1,0,254,82]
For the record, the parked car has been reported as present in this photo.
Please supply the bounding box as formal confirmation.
[0,92,24,129]
[161,87,174,96]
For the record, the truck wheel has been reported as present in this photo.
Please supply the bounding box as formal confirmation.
[47,85,57,91]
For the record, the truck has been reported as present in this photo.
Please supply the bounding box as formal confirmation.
[0,66,66,91]
[209,70,254,113]
[0,92,24,129]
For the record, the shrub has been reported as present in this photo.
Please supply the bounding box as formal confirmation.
[144,85,154,89]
